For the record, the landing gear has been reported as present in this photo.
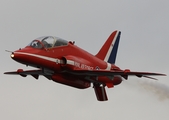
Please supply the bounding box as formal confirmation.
[93,83,108,101]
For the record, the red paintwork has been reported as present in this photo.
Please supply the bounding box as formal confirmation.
[52,74,91,89]
[96,31,117,59]
[14,45,109,71]
[11,40,118,90]
[94,84,108,101]
[4,31,165,101]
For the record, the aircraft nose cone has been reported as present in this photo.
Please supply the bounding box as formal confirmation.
[10,52,15,58]
[10,51,26,63]
[10,52,20,61]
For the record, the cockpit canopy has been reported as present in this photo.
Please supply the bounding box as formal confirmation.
[28,36,68,49]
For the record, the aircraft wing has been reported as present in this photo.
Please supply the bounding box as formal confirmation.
[4,69,53,79]
[4,68,165,80]
[66,69,166,80]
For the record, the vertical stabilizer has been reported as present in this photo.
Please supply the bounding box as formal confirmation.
[96,31,121,64]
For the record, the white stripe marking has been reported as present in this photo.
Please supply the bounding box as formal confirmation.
[14,52,76,66]
[15,52,111,71]
[14,52,59,63]
[105,63,111,70]
[104,31,119,62]
[67,60,74,66]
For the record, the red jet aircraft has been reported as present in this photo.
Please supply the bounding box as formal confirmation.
[4,31,165,101]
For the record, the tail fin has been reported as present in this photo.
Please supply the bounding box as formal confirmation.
[96,31,121,64]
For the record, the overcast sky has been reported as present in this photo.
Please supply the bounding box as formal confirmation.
[0,0,169,120]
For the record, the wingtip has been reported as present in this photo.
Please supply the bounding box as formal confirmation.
[157,73,167,76]
[143,76,158,80]
[4,72,9,74]
[143,73,166,80]
[4,72,15,75]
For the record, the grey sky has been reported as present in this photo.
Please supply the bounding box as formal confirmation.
[0,0,169,120]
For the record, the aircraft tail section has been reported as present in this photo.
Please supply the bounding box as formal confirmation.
[96,31,121,64]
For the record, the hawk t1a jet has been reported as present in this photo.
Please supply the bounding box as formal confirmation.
[4,31,165,101]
